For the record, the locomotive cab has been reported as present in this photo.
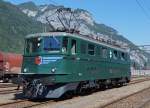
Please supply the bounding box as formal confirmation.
[21,33,79,98]
[22,34,71,80]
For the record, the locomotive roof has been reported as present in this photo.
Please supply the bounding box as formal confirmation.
[26,32,128,52]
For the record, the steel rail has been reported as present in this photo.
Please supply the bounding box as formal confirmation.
[101,83,150,108]
[0,77,150,108]
[0,89,22,95]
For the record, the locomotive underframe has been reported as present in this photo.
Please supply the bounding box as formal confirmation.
[21,74,130,98]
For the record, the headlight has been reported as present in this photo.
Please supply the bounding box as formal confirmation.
[24,68,27,72]
[51,68,56,73]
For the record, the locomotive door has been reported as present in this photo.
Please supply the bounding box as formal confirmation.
[70,38,81,79]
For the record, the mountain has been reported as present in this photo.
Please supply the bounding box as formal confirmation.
[18,1,38,11]
[0,1,44,53]
[18,1,150,68]
[0,1,149,68]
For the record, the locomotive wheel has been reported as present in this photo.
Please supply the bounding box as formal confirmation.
[76,85,82,95]
[76,82,84,95]
[120,82,124,87]
[99,84,107,90]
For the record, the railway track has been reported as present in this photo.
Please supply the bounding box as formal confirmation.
[0,84,17,88]
[0,99,55,108]
[27,77,150,108]
[139,100,150,108]
[129,77,150,85]
[101,87,150,108]
[0,77,150,108]
[101,82,150,108]
[0,89,22,95]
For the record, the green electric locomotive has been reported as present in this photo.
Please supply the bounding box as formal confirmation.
[21,31,131,98]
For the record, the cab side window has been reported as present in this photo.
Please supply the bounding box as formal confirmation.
[80,42,86,54]
[113,50,118,60]
[88,44,95,55]
[71,39,76,54]
[121,52,126,61]
[102,47,107,58]
[62,37,68,53]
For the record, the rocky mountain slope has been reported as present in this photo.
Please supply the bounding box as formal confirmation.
[0,1,149,68]
[0,1,44,53]
[18,2,150,68]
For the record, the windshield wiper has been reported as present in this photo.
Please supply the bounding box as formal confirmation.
[53,36,60,45]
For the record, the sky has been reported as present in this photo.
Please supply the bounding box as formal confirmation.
[4,0,150,45]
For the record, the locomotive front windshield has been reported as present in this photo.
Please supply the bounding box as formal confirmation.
[25,36,61,54]
[43,37,61,52]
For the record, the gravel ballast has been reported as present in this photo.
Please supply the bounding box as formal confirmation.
[33,80,150,108]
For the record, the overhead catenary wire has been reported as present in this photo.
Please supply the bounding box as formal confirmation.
[135,0,150,21]
[48,0,59,5]
[140,0,150,12]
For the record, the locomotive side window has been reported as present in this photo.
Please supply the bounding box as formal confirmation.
[102,47,107,58]
[71,39,76,55]
[97,46,101,55]
[88,44,95,55]
[80,42,86,54]
[62,37,68,53]
[121,52,126,61]
[26,37,42,53]
[113,50,118,60]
